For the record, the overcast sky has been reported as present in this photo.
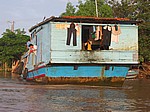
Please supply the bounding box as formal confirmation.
[0,0,78,36]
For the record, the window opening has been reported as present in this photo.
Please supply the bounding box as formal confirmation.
[82,25,101,51]
[82,25,112,51]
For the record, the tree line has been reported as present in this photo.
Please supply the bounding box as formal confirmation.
[0,29,30,70]
[0,0,149,70]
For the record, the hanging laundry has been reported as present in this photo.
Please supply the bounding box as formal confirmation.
[93,25,96,32]
[75,24,80,36]
[111,25,121,43]
[91,31,96,39]
[66,22,77,46]
[91,26,96,39]
[101,25,112,50]
[95,26,103,41]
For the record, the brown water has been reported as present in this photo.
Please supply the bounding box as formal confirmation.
[0,72,150,112]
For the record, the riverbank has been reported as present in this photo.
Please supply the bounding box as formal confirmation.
[138,62,150,79]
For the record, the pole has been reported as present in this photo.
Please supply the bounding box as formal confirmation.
[7,21,15,32]
[95,0,98,17]
[11,21,15,32]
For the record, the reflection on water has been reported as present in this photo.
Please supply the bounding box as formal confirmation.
[0,72,18,79]
[0,72,150,112]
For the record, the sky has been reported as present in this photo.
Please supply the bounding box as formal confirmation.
[0,0,78,36]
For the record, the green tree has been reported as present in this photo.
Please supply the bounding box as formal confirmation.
[61,0,113,17]
[75,0,97,16]
[0,29,30,67]
[61,2,76,16]
[99,3,113,17]
[134,0,150,21]
[134,0,150,62]
[108,0,136,19]
[138,31,150,62]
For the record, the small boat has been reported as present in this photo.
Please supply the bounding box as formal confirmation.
[126,69,139,79]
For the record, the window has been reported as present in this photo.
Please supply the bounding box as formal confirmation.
[82,25,101,51]
[82,25,112,51]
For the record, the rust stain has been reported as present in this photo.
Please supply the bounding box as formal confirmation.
[34,76,125,87]
[101,67,105,79]
[79,51,102,63]
[62,16,130,21]
[111,77,125,82]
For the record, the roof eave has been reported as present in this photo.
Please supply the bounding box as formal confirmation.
[29,16,141,32]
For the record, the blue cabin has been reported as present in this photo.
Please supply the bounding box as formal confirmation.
[23,16,140,85]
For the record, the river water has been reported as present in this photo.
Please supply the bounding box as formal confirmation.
[0,72,150,112]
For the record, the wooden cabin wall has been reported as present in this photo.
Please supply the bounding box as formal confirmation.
[36,26,43,65]
[50,22,82,50]
[110,25,138,50]
[40,23,51,64]
[50,22,81,64]
[27,23,51,70]
[49,22,138,64]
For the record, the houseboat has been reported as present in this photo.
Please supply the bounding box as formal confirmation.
[22,16,140,86]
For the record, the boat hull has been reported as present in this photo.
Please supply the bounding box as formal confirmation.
[25,65,129,86]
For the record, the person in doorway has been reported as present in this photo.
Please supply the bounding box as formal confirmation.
[28,44,37,66]
[28,44,37,55]
[85,39,92,51]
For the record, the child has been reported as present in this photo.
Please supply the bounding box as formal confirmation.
[85,39,92,50]
[28,44,37,55]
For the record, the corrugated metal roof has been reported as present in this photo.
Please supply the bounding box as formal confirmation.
[29,16,141,32]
